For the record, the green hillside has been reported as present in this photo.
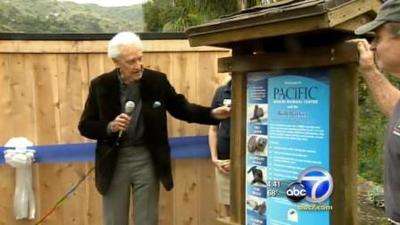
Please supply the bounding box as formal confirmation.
[0,0,144,33]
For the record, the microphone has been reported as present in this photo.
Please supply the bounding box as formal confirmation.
[118,101,135,138]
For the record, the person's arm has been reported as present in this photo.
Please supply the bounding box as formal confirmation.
[355,39,400,117]
[163,75,229,124]
[208,86,230,173]
[78,81,111,139]
[209,125,219,163]
[78,79,131,140]
[209,125,229,173]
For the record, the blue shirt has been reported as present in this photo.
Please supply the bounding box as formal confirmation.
[211,81,231,160]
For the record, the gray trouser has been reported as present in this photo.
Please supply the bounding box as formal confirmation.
[103,146,159,225]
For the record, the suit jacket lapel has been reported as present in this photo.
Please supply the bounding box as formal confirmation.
[140,69,152,102]
[102,69,121,117]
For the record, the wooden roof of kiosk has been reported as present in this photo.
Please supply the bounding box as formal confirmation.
[187,0,381,73]
[187,0,380,48]
[186,1,381,225]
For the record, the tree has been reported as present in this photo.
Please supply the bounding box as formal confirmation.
[358,75,400,184]
[143,0,239,32]
[240,0,262,9]
[0,0,144,33]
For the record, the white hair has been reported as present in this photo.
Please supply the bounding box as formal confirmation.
[107,31,143,59]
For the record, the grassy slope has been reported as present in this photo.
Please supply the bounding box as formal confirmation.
[0,0,144,33]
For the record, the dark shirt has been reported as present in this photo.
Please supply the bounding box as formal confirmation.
[385,100,400,222]
[211,81,231,160]
[118,74,145,147]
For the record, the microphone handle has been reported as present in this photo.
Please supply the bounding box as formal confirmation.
[116,129,125,146]
[118,130,123,138]
[116,105,134,142]
[117,112,133,139]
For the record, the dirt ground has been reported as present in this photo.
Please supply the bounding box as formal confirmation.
[358,178,390,225]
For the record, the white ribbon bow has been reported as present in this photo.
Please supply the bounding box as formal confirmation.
[4,137,36,220]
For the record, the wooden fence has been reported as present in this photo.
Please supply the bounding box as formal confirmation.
[0,38,230,225]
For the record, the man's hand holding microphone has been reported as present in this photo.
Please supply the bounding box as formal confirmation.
[109,101,135,138]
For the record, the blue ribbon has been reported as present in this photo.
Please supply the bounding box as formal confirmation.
[0,136,210,164]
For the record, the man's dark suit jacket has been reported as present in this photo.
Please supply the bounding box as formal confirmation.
[78,68,219,195]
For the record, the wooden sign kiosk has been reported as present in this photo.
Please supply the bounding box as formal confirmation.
[187,1,380,225]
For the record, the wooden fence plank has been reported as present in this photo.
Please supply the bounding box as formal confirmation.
[0,39,229,225]
[174,159,200,225]
[0,40,229,54]
[0,55,14,141]
[198,160,218,225]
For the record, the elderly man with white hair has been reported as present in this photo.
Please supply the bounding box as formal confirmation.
[78,31,230,225]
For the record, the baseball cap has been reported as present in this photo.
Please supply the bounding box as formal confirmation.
[355,0,400,35]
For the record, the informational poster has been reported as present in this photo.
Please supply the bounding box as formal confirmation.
[246,71,332,225]
[246,74,269,225]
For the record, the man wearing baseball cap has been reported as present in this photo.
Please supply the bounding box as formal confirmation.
[353,0,400,224]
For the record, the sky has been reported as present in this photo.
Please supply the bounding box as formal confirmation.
[58,0,148,7]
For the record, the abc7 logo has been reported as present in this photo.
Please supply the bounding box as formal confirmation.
[286,167,333,203]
